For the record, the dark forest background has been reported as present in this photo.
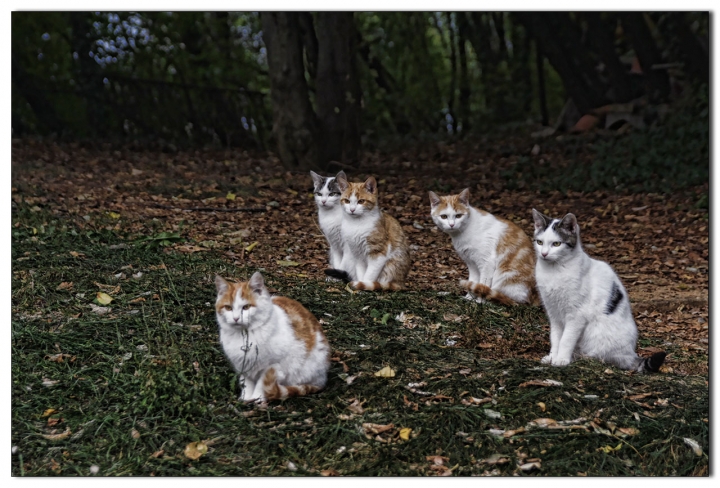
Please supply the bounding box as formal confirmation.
[12,12,709,184]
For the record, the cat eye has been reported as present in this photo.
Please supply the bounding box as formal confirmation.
[330,192,340,196]
[552,241,561,247]
[455,214,463,219]
[341,198,349,204]
[536,239,543,245]
[314,192,321,196]
[440,214,448,219]
[242,304,251,310]
[223,305,232,311]
[358,199,366,204]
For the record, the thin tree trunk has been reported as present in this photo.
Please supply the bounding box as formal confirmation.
[261,12,317,170]
[620,12,671,102]
[457,14,471,134]
[535,40,549,126]
[446,12,458,134]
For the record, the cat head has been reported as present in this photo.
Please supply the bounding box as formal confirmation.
[429,188,471,234]
[532,209,579,263]
[215,272,272,329]
[336,174,378,217]
[310,170,344,210]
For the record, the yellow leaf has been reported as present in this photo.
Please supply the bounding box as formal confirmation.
[226,192,236,201]
[597,443,622,454]
[277,260,300,267]
[42,427,71,441]
[399,427,412,440]
[374,366,396,378]
[184,441,208,460]
[108,212,121,219]
[537,402,546,412]
[96,292,113,305]
[244,241,259,252]
[41,408,57,418]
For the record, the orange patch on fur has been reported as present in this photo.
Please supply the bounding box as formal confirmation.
[273,296,325,353]
[216,280,256,313]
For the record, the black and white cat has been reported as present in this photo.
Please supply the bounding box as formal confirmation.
[532,209,666,372]
[310,171,345,269]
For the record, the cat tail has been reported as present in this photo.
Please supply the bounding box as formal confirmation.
[262,367,322,401]
[324,269,352,282]
[460,280,517,306]
[637,352,667,373]
[350,281,404,291]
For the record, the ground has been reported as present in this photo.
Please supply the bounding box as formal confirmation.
[11,136,708,476]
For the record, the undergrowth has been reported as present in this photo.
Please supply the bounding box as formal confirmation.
[11,204,709,476]
[504,84,709,195]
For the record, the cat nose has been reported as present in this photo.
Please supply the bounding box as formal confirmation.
[321,199,327,204]
[449,222,455,227]
[350,207,356,213]
[541,251,548,257]
[233,316,240,322]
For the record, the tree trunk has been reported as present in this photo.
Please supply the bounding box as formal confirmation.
[620,12,671,102]
[535,40,549,126]
[314,12,361,165]
[446,13,458,134]
[583,13,634,102]
[260,12,317,170]
[457,15,471,133]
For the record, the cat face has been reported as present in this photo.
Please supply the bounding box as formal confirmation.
[532,209,578,263]
[429,188,471,233]
[336,174,378,218]
[215,272,271,329]
[310,171,344,210]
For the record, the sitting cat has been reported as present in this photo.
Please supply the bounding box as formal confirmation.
[324,174,410,290]
[532,209,666,372]
[429,188,537,305]
[310,170,345,270]
[215,272,330,402]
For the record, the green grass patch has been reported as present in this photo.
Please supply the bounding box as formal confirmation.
[12,204,708,476]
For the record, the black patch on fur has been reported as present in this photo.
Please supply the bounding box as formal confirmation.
[604,282,623,315]
[326,178,340,193]
[643,352,667,373]
[324,269,352,282]
[551,220,577,248]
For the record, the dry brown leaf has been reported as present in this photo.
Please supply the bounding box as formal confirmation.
[151,450,165,458]
[321,468,340,476]
[41,408,57,418]
[362,423,395,435]
[347,399,365,415]
[518,379,563,388]
[617,427,639,436]
[42,427,71,441]
[56,282,73,291]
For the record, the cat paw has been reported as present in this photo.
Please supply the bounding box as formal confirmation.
[551,357,571,367]
[540,354,553,364]
[462,292,475,301]
[325,276,341,282]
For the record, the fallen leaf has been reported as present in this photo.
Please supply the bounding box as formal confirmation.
[41,408,58,418]
[519,461,541,471]
[481,453,510,465]
[131,429,140,439]
[42,378,60,388]
[184,441,208,460]
[362,423,394,435]
[151,450,165,458]
[46,353,71,363]
[347,399,365,414]
[617,427,639,436]
[518,379,563,388]
[42,427,71,441]
[96,292,113,305]
[244,241,259,252]
[277,260,301,267]
[226,192,236,201]
[537,402,546,412]
[129,297,146,303]
[399,428,412,440]
[482,409,502,419]
[89,304,110,315]
[529,418,557,428]
[321,468,340,476]
[47,417,61,427]
[597,443,622,454]
[56,282,73,291]
[426,455,449,465]
[503,427,526,438]
[108,212,121,219]
[374,366,396,378]
[684,438,703,456]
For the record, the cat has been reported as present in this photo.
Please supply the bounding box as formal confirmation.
[324,174,410,291]
[532,209,666,372]
[215,272,330,402]
[310,170,345,270]
[429,188,537,305]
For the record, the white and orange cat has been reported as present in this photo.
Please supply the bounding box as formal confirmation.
[215,272,330,402]
[325,174,410,290]
[429,188,537,305]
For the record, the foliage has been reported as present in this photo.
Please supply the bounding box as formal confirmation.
[503,84,709,194]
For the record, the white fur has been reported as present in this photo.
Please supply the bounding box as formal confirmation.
[311,172,344,268]
[216,275,330,402]
[533,217,644,370]
[432,202,531,303]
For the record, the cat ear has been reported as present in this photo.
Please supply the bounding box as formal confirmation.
[560,213,578,235]
[428,191,441,208]
[458,188,470,206]
[248,272,266,295]
[532,208,551,233]
[364,176,377,194]
[310,170,323,188]
[335,172,349,191]
[215,275,229,295]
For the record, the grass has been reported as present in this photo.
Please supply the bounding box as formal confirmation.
[11,203,709,476]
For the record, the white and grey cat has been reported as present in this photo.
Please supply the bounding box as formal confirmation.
[310,170,345,269]
[532,209,666,372]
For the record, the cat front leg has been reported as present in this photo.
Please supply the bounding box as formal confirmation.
[361,255,388,282]
[329,245,344,270]
[479,259,497,287]
[552,318,585,366]
[542,320,564,364]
